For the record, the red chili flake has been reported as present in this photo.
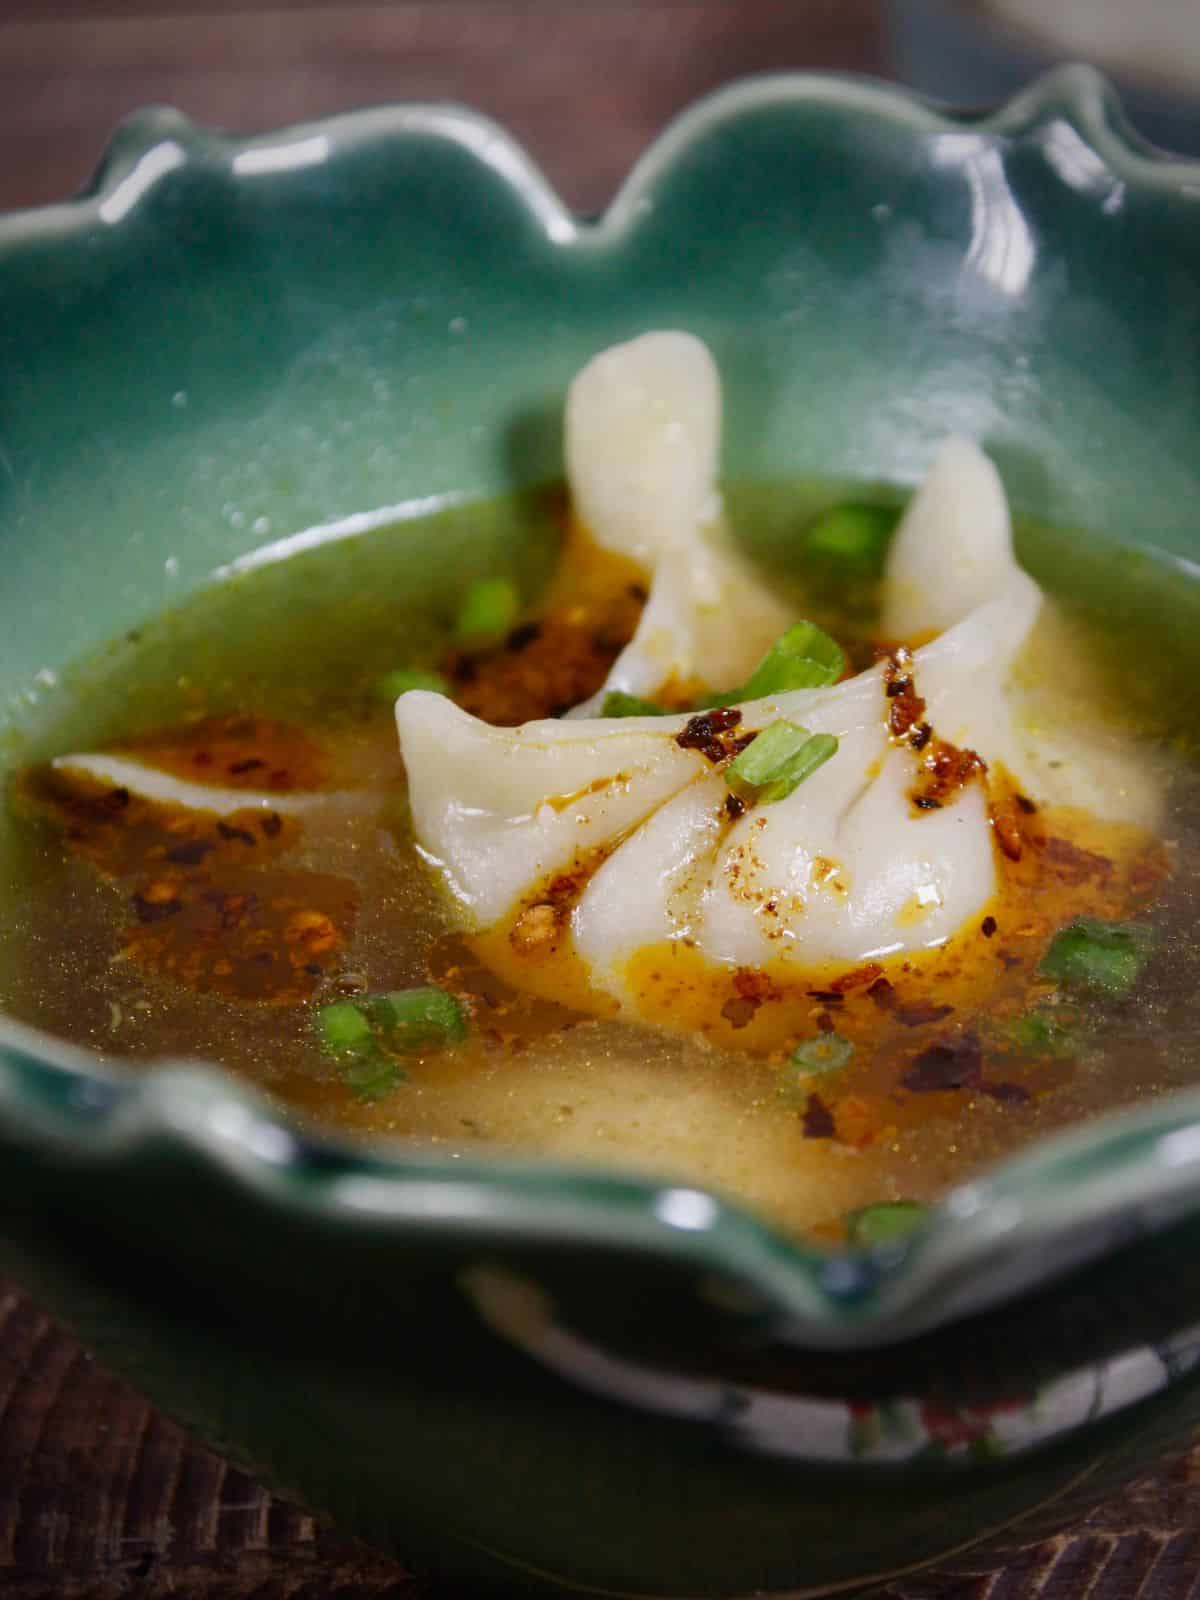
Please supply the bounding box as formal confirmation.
[902,1033,982,1092]
[1015,793,1037,814]
[720,995,759,1029]
[883,649,930,740]
[914,738,986,810]
[981,915,997,938]
[733,968,773,1002]
[1041,836,1113,884]
[131,891,182,924]
[627,582,649,603]
[228,757,265,775]
[981,1080,1031,1104]
[807,989,845,1006]
[992,808,1023,862]
[106,786,131,810]
[816,1012,836,1034]
[506,622,542,652]
[217,821,257,846]
[896,1003,954,1028]
[830,962,884,994]
[676,707,743,764]
[889,690,926,739]
[165,838,215,866]
[867,977,897,1010]
[259,812,283,838]
[191,751,214,767]
[546,873,583,907]
[802,1093,836,1139]
[725,792,746,821]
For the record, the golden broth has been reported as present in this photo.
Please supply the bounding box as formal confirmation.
[3,483,1199,1243]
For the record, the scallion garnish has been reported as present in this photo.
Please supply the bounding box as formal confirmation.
[315,985,468,1101]
[846,1200,928,1249]
[789,1033,854,1075]
[374,667,451,703]
[455,577,520,644]
[999,1007,1080,1058]
[369,986,468,1053]
[316,999,377,1060]
[345,1056,408,1101]
[600,690,668,718]
[726,720,838,805]
[804,502,898,575]
[709,621,845,707]
[1038,918,1156,1000]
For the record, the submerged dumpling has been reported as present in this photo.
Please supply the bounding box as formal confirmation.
[396,433,1163,1024]
[565,331,793,713]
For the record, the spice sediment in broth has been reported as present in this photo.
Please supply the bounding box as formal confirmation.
[2,477,1199,1244]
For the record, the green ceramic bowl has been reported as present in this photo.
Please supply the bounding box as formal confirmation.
[4,66,1200,1597]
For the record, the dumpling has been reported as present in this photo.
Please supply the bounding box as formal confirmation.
[397,565,1034,1008]
[48,752,336,817]
[882,436,1018,642]
[395,435,1162,1025]
[564,331,793,713]
[881,436,1162,829]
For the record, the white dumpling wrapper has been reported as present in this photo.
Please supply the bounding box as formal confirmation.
[396,571,1039,1008]
[885,437,1162,829]
[564,331,793,713]
[882,436,1016,641]
[396,434,1162,1017]
[49,753,349,816]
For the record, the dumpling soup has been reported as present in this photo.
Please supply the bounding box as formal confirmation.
[2,333,1196,1244]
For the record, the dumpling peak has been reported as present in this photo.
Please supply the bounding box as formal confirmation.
[882,437,1016,642]
[565,331,792,713]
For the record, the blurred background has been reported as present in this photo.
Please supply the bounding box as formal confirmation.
[2,0,1198,222]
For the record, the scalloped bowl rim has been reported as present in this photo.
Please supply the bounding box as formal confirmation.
[3,64,1200,1348]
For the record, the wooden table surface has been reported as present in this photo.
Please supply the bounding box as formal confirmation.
[3,3,1200,1596]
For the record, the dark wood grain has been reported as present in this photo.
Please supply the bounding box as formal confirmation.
[4,2,1200,1595]
[0,1,887,217]
[6,1282,1200,1600]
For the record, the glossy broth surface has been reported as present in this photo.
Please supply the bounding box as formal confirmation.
[3,480,1200,1242]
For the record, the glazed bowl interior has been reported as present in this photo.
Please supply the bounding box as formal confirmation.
[4,66,1200,1352]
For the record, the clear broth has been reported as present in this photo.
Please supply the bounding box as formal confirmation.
[3,480,1200,1243]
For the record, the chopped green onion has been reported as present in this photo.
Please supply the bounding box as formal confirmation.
[374,667,451,703]
[367,986,468,1054]
[726,720,838,805]
[315,986,467,1101]
[804,502,898,575]
[740,622,845,697]
[345,1056,407,1102]
[847,1200,929,1249]
[999,1007,1080,1058]
[316,999,377,1060]
[790,1033,855,1075]
[456,577,519,643]
[1039,918,1156,1000]
[709,621,845,706]
[600,690,667,718]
